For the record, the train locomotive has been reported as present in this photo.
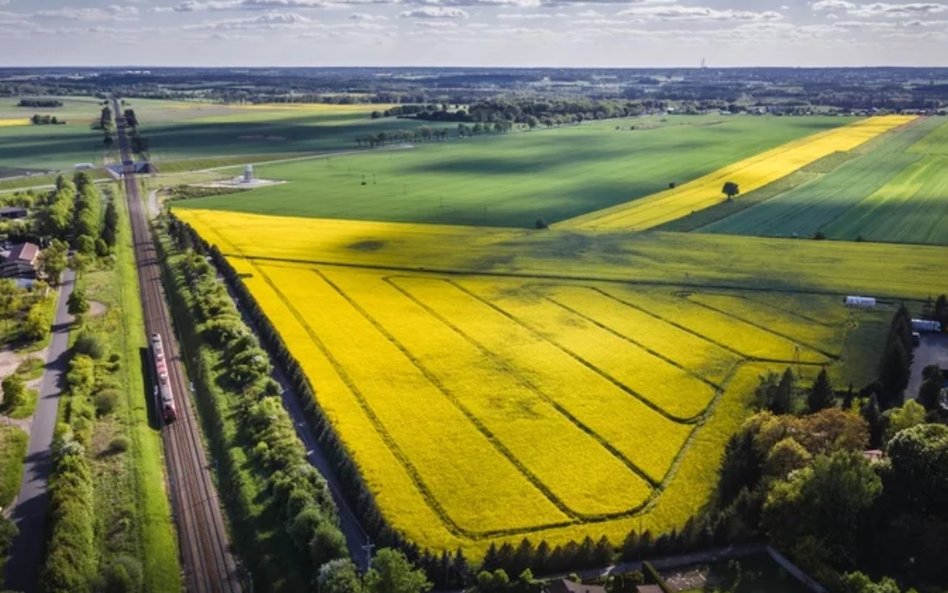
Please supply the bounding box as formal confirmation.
[151,333,178,423]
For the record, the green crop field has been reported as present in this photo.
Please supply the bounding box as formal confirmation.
[0,96,110,173]
[701,116,948,245]
[135,101,452,167]
[172,115,855,228]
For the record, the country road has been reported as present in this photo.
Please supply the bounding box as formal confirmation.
[4,269,76,593]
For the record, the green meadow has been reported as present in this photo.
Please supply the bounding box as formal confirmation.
[173,115,854,228]
[702,117,948,245]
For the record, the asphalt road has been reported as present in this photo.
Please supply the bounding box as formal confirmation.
[4,269,76,593]
[908,332,948,399]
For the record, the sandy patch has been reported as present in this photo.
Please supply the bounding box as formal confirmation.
[88,301,107,318]
[197,179,286,190]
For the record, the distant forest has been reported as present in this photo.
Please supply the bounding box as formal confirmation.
[1,67,947,113]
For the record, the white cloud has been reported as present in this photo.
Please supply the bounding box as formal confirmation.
[414,19,459,26]
[165,0,328,11]
[185,10,313,28]
[33,5,140,21]
[848,2,948,17]
[398,6,468,17]
[812,1,948,17]
[811,0,855,11]
[617,5,782,21]
[348,11,387,18]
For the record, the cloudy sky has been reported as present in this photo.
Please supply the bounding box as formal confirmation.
[0,0,945,66]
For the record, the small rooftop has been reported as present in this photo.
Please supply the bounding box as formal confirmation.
[9,242,39,263]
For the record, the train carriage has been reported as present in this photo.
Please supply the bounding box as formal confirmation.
[151,333,177,422]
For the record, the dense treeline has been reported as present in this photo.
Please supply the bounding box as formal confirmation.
[30,114,66,125]
[17,98,63,108]
[382,99,649,127]
[354,126,449,148]
[712,305,948,593]
[162,222,352,591]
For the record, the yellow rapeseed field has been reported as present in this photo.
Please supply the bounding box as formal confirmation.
[198,245,864,555]
[174,208,948,299]
[558,115,916,231]
[0,118,29,127]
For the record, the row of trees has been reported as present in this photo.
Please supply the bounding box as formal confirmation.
[354,127,450,148]
[17,98,63,108]
[30,114,66,125]
[173,240,351,589]
[98,105,114,147]
[43,333,133,591]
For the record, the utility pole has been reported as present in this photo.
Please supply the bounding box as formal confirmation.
[362,540,375,572]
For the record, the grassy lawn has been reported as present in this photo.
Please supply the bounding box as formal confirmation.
[76,183,181,593]
[173,115,855,228]
[0,423,27,508]
[703,116,948,245]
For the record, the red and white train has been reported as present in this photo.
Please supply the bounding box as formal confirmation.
[151,333,178,423]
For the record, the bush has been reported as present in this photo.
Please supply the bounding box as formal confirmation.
[108,436,130,454]
[94,389,121,417]
[99,554,143,593]
[74,331,106,359]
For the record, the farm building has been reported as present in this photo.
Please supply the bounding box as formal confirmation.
[0,242,40,279]
[0,206,28,220]
[544,579,607,593]
[845,296,876,308]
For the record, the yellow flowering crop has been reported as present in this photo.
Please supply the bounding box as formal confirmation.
[559,115,916,231]
[0,118,29,127]
[195,246,880,556]
[601,286,832,364]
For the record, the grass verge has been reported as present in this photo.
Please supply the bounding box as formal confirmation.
[0,423,27,508]
[77,184,181,593]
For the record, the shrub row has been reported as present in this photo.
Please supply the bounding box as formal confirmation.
[160,227,349,589]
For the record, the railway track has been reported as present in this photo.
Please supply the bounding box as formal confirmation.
[112,98,243,593]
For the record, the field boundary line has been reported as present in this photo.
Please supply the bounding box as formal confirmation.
[590,287,822,368]
[431,278,706,425]
[680,294,838,360]
[545,293,724,391]
[311,268,590,523]
[733,292,839,328]
[384,275,666,488]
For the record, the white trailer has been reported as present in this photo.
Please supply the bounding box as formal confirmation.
[911,319,942,333]
[845,296,877,308]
